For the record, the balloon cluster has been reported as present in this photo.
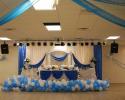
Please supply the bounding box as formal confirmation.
[2,75,109,92]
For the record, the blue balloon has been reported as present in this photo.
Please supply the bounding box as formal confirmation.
[93,81,101,90]
[26,86,33,92]
[78,80,84,91]
[11,79,17,88]
[3,80,13,91]
[86,80,91,85]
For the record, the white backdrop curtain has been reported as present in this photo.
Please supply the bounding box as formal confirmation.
[26,45,51,65]
[26,42,96,79]
[26,42,94,65]
[66,44,94,65]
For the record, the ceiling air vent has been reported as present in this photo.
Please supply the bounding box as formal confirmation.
[78,27,88,30]
[4,28,16,31]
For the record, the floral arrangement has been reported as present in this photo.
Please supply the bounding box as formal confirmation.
[2,75,109,92]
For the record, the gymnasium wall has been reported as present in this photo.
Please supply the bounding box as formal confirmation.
[0,45,125,83]
[0,47,18,84]
[102,45,125,83]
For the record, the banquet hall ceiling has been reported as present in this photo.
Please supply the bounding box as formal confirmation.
[0,0,125,43]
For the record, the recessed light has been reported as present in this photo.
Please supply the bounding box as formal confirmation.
[31,42,35,46]
[61,42,65,46]
[26,43,30,46]
[85,42,89,46]
[37,42,41,46]
[13,43,17,46]
[72,42,77,46]
[91,42,94,46]
[19,43,23,46]
[30,0,58,10]
[50,42,54,46]
[43,23,61,31]
[67,43,71,46]
[106,36,120,40]
[0,37,11,41]
[43,42,47,46]
[80,43,84,46]
[97,42,101,45]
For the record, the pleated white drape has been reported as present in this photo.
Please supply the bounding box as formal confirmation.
[26,46,51,65]
[26,43,94,65]
[66,45,94,65]
[26,43,96,79]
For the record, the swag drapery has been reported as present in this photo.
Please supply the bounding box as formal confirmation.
[51,53,68,62]
[29,55,46,68]
[40,70,78,80]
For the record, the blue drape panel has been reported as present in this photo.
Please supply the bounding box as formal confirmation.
[72,54,90,69]
[51,53,68,61]
[29,55,46,68]
[65,71,78,80]
[94,45,102,80]
[0,0,39,25]
[96,0,125,6]
[72,0,125,27]
[18,45,26,75]
[40,71,51,80]
[52,71,63,79]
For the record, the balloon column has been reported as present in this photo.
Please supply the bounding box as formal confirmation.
[2,75,110,92]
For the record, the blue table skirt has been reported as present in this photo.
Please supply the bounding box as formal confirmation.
[40,70,78,80]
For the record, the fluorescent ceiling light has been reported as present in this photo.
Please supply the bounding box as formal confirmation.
[0,37,11,41]
[30,0,58,10]
[106,36,120,40]
[45,25,61,31]
[44,23,61,31]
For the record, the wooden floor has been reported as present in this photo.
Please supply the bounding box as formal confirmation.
[0,84,125,100]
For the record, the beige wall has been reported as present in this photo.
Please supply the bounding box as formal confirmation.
[0,47,18,83]
[103,45,125,83]
[0,45,125,83]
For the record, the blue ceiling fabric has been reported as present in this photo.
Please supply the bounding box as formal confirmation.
[29,54,46,69]
[72,0,125,27]
[96,0,125,6]
[51,53,68,62]
[18,45,26,75]
[0,0,39,25]
[72,54,91,69]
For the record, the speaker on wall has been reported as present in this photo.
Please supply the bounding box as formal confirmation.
[1,43,9,54]
[110,41,118,53]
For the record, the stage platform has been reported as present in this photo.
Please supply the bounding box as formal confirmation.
[0,83,125,100]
